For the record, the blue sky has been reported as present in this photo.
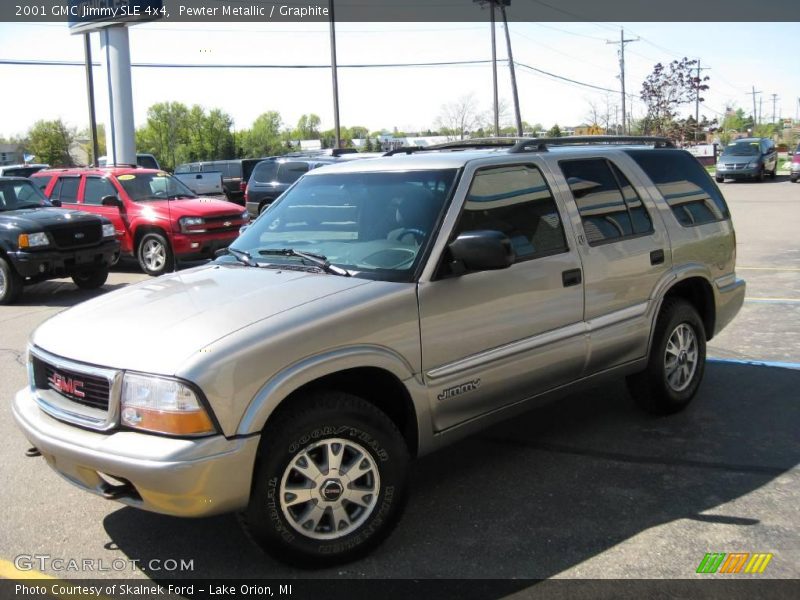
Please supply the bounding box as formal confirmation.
[0,21,798,137]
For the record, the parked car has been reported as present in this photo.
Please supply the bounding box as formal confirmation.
[173,167,225,197]
[244,156,338,218]
[13,137,744,566]
[31,167,248,276]
[0,177,119,304]
[175,159,270,205]
[790,143,800,183]
[98,153,160,170]
[715,137,778,182]
[0,164,50,178]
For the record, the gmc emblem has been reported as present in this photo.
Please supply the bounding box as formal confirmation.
[48,371,85,398]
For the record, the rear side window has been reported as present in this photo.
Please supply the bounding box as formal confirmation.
[454,163,568,263]
[56,177,80,203]
[32,174,53,193]
[559,158,652,245]
[625,149,730,227]
[277,162,310,184]
[83,177,117,205]
[252,161,278,183]
[137,155,159,169]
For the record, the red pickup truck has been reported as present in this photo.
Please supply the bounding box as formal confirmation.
[33,167,249,276]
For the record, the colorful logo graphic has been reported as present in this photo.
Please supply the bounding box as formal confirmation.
[696,552,773,574]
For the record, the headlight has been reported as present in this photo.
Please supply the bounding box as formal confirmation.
[179,216,205,233]
[747,161,760,168]
[18,232,49,248]
[241,210,249,221]
[716,162,724,169]
[102,223,116,238]
[120,373,216,436]
[791,162,800,172]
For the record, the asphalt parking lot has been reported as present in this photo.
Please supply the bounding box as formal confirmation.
[0,177,798,584]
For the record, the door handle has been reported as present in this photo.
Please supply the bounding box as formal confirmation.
[650,249,665,265]
[562,268,582,287]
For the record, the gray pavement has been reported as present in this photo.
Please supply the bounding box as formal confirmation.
[0,178,798,581]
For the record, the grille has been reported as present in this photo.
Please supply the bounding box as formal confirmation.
[32,355,110,411]
[49,222,103,249]
[204,214,245,234]
[723,163,747,170]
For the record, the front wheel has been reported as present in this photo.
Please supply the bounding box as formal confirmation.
[715,176,724,183]
[72,267,109,290]
[0,256,23,305]
[137,232,174,276]
[241,392,409,566]
[627,298,706,415]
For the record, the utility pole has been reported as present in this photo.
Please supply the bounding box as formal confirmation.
[328,0,341,149]
[83,33,99,166]
[749,86,761,129]
[693,60,710,143]
[771,93,779,124]
[607,28,638,135]
[497,1,523,136]
[488,2,499,136]
[759,97,763,127]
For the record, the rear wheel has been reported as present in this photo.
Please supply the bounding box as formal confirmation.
[72,267,109,290]
[627,299,706,415]
[0,256,23,305]
[791,175,799,183]
[241,391,409,566]
[137,232,174,276]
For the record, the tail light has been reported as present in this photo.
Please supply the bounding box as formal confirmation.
[240,181,247,193]
[244,187,249,203]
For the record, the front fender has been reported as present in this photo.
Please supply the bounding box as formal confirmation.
[236,345,420,436]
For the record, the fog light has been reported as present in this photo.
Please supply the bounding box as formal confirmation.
[190,242,200,249]
[39,264,46,273]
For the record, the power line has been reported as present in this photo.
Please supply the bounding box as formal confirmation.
[514,60,634,97]
[0,58,494,69]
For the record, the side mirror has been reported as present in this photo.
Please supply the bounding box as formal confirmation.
[448,230,515,273]
[49,198,62,207]
[101,195,124,209]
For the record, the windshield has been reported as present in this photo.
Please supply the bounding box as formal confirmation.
[0,180,51,210]
[117,172,198,201]
[722,142,760,157]
[228,169,458,282]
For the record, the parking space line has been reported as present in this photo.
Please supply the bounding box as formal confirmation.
[709,357,800,371]
[738,267,800,272]
[744,297,800,304]
[0,559,112,600]
[0,558,53,580]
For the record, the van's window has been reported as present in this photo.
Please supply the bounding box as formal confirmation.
[559,158,651,245]
[452,164,567,265]
[625,149,730,226]
[84,177,117,205]
[56,177,80,203]
[137,155,159,169]
[277,162,310,184]
[32,174,53,193]
[252,161,278,183]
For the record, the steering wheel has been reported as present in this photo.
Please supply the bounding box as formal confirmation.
[151,190,168,198]
[389,228,426,245]
[361,248,417,270]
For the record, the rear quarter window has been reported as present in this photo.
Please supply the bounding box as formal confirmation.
[624,149,730,227]
[32,174,54,193]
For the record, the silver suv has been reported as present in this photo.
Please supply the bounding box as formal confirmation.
[13,137,745,566]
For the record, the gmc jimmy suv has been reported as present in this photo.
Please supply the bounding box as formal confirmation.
[13,137,745,565]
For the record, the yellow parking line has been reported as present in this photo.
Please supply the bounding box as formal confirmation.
[0,558,110,600]
[0,558,53,580]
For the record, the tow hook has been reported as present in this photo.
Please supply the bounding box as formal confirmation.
[25,447,41,458]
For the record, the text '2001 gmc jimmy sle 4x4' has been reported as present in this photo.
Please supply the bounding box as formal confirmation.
[13,137,745,565]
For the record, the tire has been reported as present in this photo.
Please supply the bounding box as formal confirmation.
[757,167,765,182]
[0,256,23,305]
[627,298,706,415]
[136,232,174,276]
[791,175,799,183]
[71,267,109,290]
[769,168,776,180]
[715,176,724,183]
[241,391,409,566]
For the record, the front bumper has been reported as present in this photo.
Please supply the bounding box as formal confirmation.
[11,240,119,279]
[13,387,259,517]
[716,165,762,179]
[171,231,239,260]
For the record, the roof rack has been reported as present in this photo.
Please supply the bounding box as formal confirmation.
[509,136,675,153]
[384,137,524,156]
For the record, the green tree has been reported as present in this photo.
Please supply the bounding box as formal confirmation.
[78,123,106,165]
[240,111,284,157]
[27,119,75,166]
[294,114,321,140]
[547,124,562,138]
[135,101,190,171]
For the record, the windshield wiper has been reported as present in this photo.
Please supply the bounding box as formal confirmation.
[168,194,196,199]
[216,246,260,267]
[257,248,351,277]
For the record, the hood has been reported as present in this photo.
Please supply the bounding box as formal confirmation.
[32,264,371,374]
[132,197,244,218]
[0,208,104,231]
[719,153,760,165]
